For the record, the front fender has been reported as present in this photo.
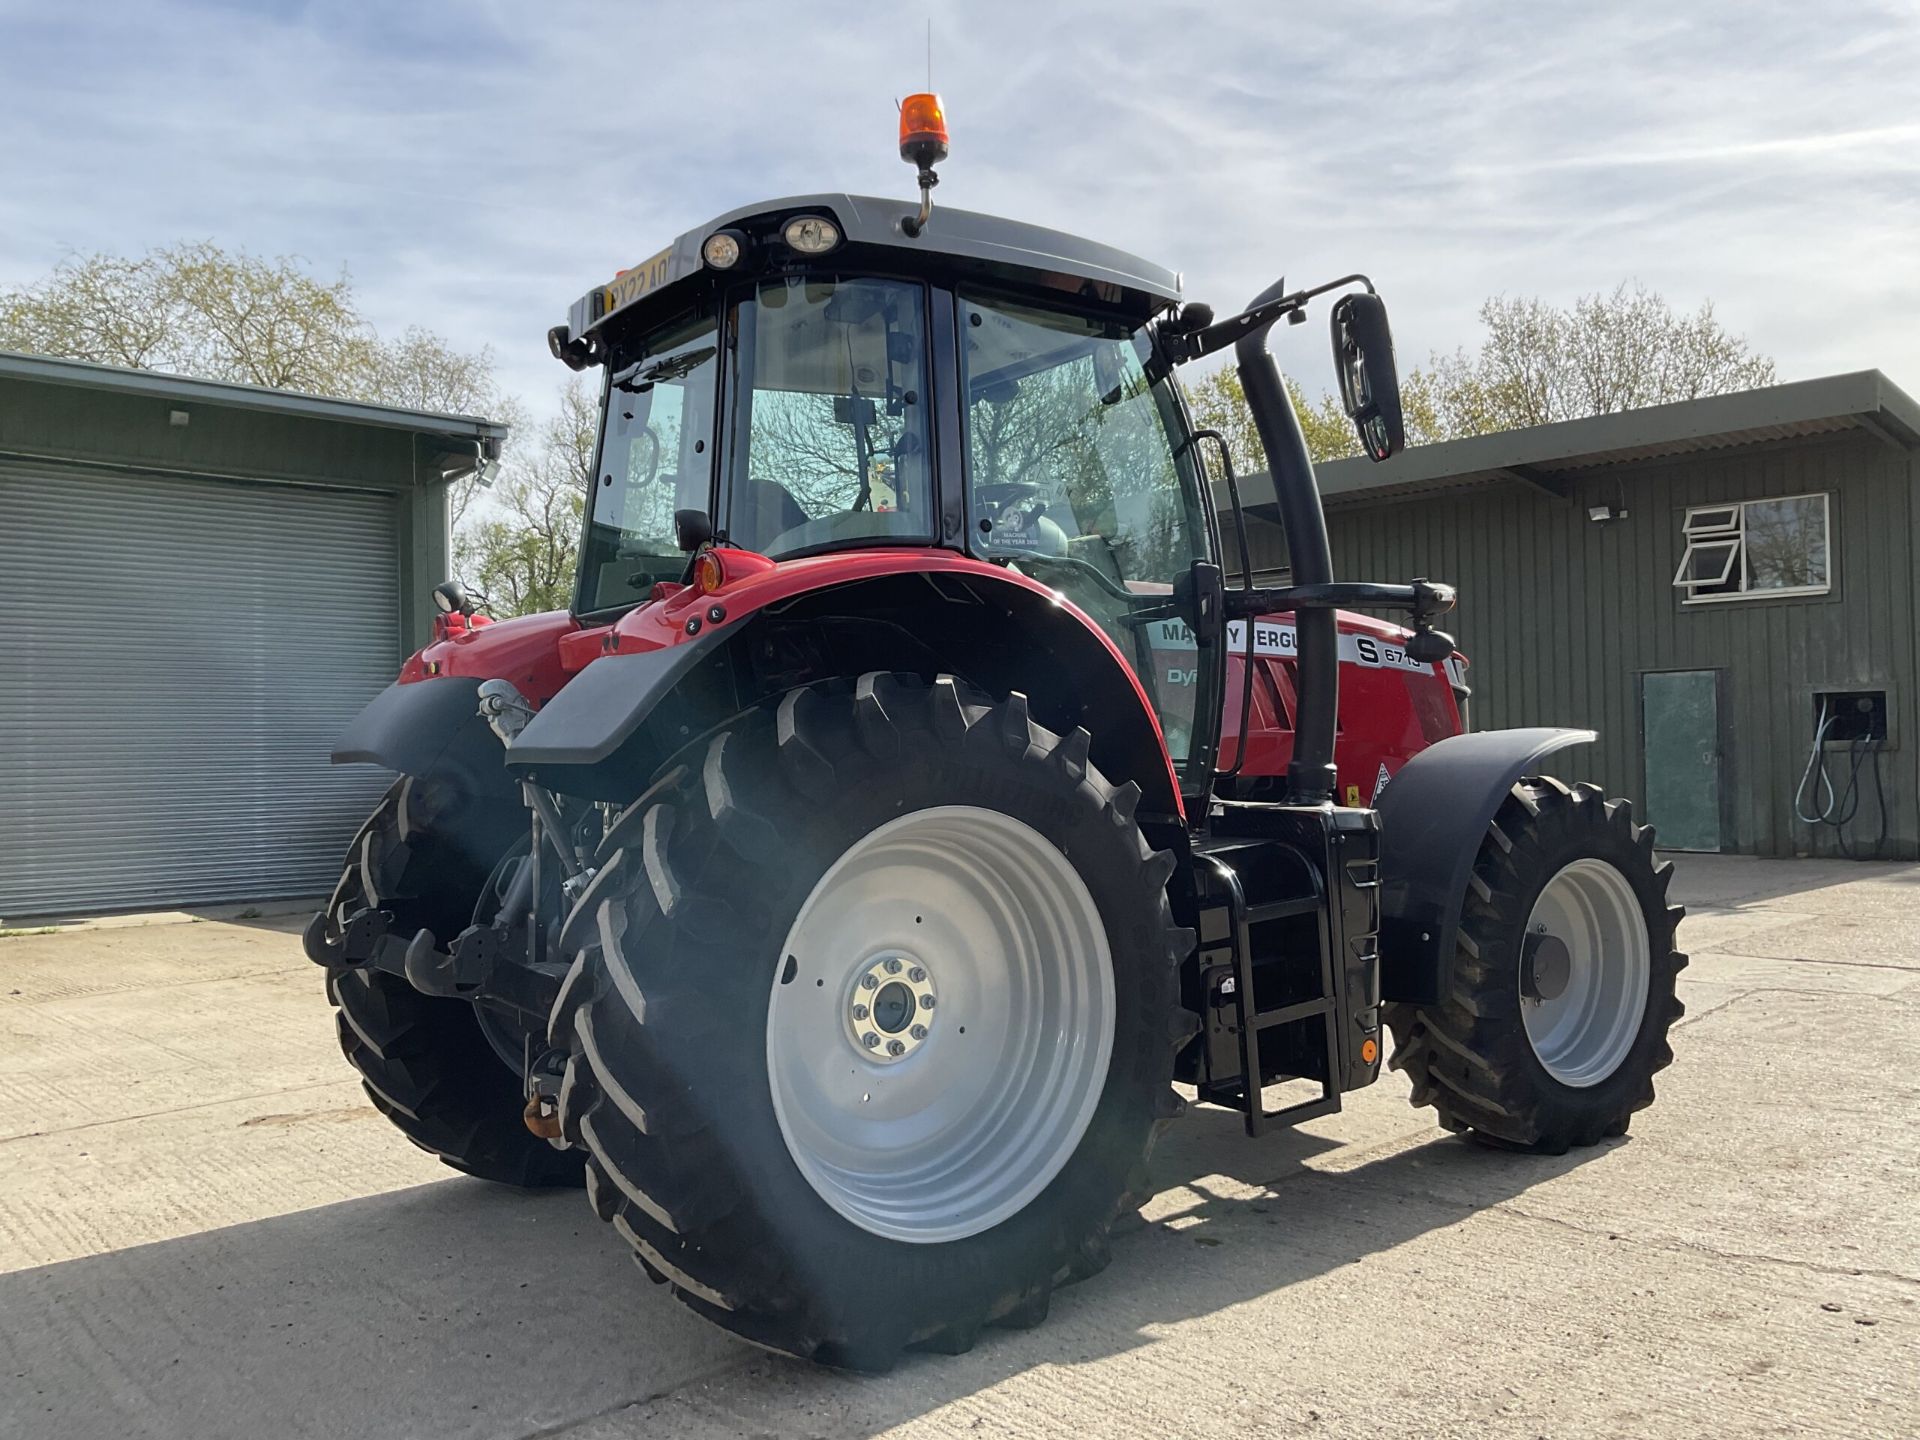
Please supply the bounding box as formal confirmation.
[332,676,512,797]
[1376,727,1596,1005]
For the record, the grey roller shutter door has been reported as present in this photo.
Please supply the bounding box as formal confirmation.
[0,463,399,916]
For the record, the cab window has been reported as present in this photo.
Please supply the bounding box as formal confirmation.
[725,277,933,558]
[576,313,719,615]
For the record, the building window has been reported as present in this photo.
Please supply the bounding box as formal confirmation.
[1672,493,1831,603]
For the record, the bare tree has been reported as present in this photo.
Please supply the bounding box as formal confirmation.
[1467,283,1777,426]
[1190,282,1777,475]
[1,241,509,523]
[455,376,594,616]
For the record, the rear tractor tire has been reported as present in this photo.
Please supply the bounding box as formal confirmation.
[309,777,584,1189]
[1384,778,1686,1154]
[549,673,1197,1369]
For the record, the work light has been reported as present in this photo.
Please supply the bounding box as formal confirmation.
[702,230,744,269]
[783,216,841,255]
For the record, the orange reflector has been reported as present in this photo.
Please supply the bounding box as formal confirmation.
[693,550,726,595]
[1361,1037,1379,1065]
[899,92,949,166]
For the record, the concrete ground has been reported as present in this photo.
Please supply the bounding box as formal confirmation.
[1,856,1915,1440]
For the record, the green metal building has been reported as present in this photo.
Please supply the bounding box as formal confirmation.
[0,350,506,915]
[1227,371,1920,860]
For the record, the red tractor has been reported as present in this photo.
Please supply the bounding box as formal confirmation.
[308,100,1682,1370]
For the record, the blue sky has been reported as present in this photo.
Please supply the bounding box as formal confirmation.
[3,0,1917,420]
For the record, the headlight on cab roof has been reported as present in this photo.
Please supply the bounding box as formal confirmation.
[702,230,744,269]
[783,215,841,255]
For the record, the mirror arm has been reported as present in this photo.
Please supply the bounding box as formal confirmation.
[1168,273,1376,364]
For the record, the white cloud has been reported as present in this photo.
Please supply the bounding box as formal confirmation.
[3,0,1917,421]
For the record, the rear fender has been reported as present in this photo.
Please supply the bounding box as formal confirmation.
[506,558,1184,819]
[1376,727,1596,1005]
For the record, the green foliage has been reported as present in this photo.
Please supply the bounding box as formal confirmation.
[1185,282,1777,476]
[1185,367,1360,470]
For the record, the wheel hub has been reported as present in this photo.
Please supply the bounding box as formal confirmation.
[766,805,1116,1245]
[847,954,937,1061]
[1520,930,1572,1002]
[1520,857,1651,1088]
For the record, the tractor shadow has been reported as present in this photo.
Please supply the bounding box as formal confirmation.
[0,1102,1612,1440]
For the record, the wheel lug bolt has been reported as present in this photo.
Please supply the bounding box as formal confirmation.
[908,966,926,982]
[861,974,878,990]
[862,1032,881,1049]
[852,1004,869,1021]
[909,1024,928,1040]
[884,958,902,975]
[887,1039,905,1057]
[920,995,935,1010]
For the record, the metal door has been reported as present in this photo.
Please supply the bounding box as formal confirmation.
[0,463,398,916]
[1642,669,1722,852]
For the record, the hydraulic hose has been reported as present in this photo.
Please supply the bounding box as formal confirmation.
[1234,278,1338,805]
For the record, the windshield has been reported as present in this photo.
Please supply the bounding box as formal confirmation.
[725,276,933,556]
[960,293,1214,762]
[576,311,720,615]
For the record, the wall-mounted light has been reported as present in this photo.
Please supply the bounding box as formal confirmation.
[1588,503,1622,523]
[169,409,189,428]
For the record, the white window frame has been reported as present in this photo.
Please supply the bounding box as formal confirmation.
[1672,492,1832,604]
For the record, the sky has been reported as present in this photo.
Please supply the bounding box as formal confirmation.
[3,0,1918,424]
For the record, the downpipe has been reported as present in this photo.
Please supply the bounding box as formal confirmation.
[1234,279,1338,806]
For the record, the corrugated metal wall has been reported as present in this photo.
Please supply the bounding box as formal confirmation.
[1243,430,1917,858]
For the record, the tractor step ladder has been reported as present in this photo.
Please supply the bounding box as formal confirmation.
[1194,849,1343,1137]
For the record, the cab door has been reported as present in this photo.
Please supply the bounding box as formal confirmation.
[956,292,1220,776]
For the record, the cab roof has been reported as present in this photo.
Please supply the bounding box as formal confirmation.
[563,193,1184,344]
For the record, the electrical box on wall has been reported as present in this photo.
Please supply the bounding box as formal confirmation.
[1813,690,1888,745]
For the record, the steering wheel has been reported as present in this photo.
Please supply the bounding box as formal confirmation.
[974,482,1044,513]
[634,427,662,487]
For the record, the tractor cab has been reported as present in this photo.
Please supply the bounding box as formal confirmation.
[555,189,1221,770]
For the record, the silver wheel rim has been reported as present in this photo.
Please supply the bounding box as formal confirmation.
[767,805,1116,1244]
[1520,858,1650,1087]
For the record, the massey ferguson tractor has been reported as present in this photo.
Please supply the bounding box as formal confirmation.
[306,96,1683,1370]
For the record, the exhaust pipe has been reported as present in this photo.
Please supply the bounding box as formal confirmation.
[1234,279,1338,806]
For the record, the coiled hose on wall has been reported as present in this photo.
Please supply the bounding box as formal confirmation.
[1794,696,1888,860]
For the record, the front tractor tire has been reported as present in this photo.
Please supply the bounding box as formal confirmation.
[549,673,1196,1369]
[309,778,584,1189]
[1384,779,1686,1154]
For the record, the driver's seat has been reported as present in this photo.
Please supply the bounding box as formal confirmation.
[732,478,809,552]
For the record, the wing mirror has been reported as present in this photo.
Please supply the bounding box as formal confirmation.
[674,509,715,552]
[431,579,474,616]
[1330,292,1405,462]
